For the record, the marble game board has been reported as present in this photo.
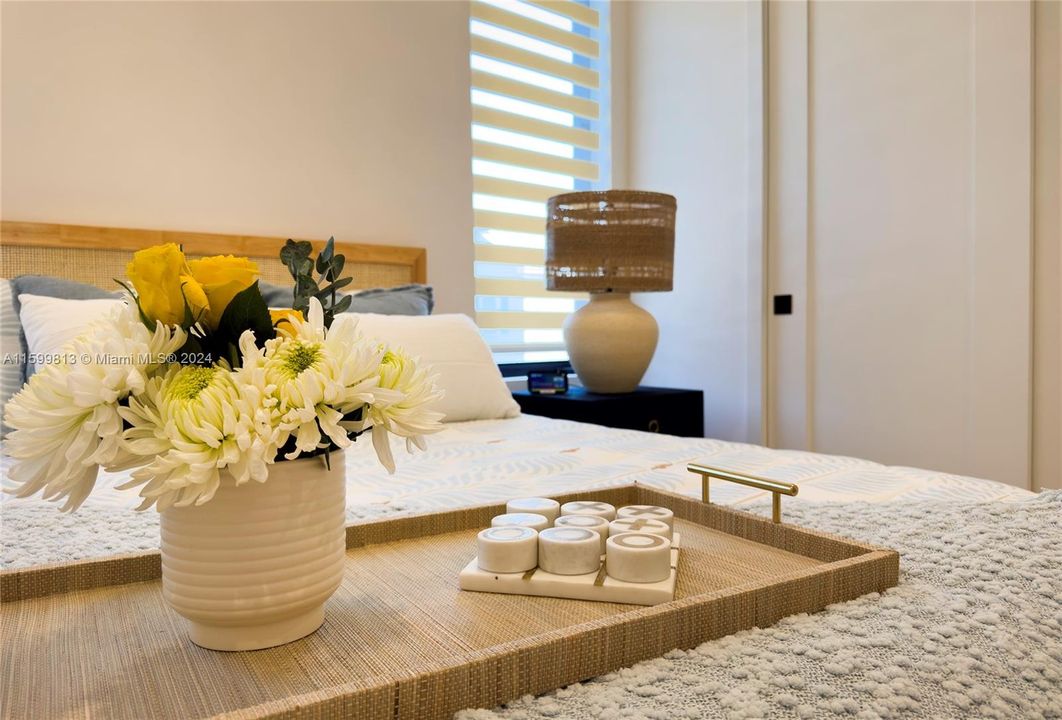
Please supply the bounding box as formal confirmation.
[459,534,681,606]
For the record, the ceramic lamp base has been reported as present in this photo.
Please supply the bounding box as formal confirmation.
[189,605,325,652]
[563,292,659,394]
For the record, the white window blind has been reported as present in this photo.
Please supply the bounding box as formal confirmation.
[469,0,610,365]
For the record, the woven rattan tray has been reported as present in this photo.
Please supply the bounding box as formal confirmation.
[1,484,898,720]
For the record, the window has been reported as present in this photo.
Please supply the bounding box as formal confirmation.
[469,0,610,365]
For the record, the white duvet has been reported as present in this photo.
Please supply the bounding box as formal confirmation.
[0,414,1028,573]
[345,415,1031,508]
[0,414,1030,569]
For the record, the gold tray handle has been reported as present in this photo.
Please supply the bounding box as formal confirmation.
[687,463,799,523]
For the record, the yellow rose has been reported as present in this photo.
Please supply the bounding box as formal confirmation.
[187,256,260,330]
[179,274,210,324]
[126,244,209,327]
[269,308,302,336]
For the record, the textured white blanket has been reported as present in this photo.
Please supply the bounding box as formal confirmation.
[458,493,1062,720]
[1,415,1030,568]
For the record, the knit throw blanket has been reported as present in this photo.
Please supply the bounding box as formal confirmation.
[459,493,1062,720]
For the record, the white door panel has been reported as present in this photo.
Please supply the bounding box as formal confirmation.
[767,0,1033,488]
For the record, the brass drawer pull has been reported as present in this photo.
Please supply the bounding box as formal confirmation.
[686,463,799,523]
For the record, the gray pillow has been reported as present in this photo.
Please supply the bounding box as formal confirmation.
[11,276,119,383]
[347,284,435,315]
[259,281,298,309]
[259,282,434,316]
[1,279,23,434]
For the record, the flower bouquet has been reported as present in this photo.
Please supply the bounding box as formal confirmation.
[3,239,443,650]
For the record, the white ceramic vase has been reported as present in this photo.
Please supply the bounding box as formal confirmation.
[159,451,347,651]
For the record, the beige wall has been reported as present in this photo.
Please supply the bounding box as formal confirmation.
[1034,0,1061,491]
[1,1,474,314]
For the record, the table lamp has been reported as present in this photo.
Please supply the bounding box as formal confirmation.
[545,190,676,394]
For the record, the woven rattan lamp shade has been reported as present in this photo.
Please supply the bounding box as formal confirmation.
[546,190,676,293]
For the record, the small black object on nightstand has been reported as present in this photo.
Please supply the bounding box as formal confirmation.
[512,385,704,438]
[527,369,570,395]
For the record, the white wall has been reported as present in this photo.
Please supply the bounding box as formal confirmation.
[625,0,1045,489]
[767,0,1034,488]
[1,1,474,314]
[626,1,760,443]
[1034,0,1061,491]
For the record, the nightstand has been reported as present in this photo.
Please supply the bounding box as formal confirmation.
[512,386,704,438]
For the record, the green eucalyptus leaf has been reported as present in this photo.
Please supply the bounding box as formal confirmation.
[333,294,353,314]
[316,278,353,298]
[279,242,297,266]
[329,255,345,281]
[295,277,319,298]
[280,239,310,265]
[316,241,333,274]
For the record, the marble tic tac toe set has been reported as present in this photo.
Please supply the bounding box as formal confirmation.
[458,498,681,605]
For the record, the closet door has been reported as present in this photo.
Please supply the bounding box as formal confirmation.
[766,0,1033,488]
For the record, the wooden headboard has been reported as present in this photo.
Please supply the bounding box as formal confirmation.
[0,221,427,291]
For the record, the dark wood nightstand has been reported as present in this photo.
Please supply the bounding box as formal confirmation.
[512,386,704,438]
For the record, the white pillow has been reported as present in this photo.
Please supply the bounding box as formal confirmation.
[17,300,521,422]
[18,294,124,374]
[344,313,520,423]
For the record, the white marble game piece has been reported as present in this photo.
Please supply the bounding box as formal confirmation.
[538,527,602,575]
[491,512,550,532]
[608,517,673,541]
[606,532,672,583]
[616,504,675,530]
[476,526,538,573]
[554,514,609,553]
[560,500,617,521]
[506,497,561,523]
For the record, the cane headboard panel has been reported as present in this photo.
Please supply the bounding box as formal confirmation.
[0,221,427,291]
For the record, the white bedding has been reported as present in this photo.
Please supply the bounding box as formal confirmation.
[0,414,1030,569]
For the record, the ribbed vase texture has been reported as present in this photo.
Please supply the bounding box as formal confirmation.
[159,451,346,651]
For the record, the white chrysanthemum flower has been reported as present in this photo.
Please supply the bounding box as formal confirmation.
[2,302,186,511]
[357,347,444,473]
[117,362,282,510]
[232,329,284,440]
[262,298,384,459]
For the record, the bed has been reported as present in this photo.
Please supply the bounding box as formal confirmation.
[1,223,1058,720]
[0,413,1032,569]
